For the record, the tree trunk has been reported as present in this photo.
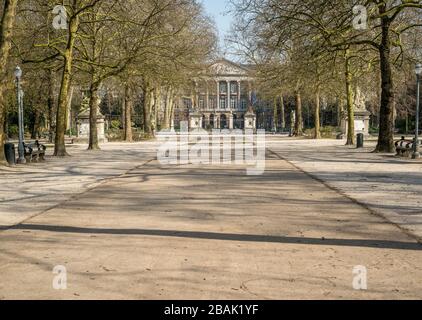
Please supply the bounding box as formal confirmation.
[54,15,79,156]
[345,50,355,145]
[66,86,74,134]
[314,87,321,139]
[47,70,56,143]
[32,108,41,139]
[122,94,126,132]
[147,89,155,135]
[376,10,395,153]
[124,84,133,142]
[294,91,303,136]
[337,98,343,127]
[163,87,173,130]
[0,0,18,164]
[0,109,6,164]
[168,96,174,128]
[280,95,286,131]
[170,101,176,129]
[88,82,100,150]
[143,87,153,136]
[152,86,161,135]
[273,97,278,132]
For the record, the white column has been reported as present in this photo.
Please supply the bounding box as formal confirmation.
[206,82,209,111]
[226,80,230,110]
[192,81,197,109]
[216,80,220,110]
[237,80,241,110]
[195,81,199,109]
[229,114,234,129]
[248,81,252,106]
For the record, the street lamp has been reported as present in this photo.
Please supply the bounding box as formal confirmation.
[14,66,26,164]
[412,63,422,159]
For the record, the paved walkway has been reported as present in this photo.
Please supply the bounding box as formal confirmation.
[0,140,421,299]
[0,142,157,227]
[267,138,422,240]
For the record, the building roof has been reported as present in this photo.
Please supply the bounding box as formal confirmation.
[199,58,251,77]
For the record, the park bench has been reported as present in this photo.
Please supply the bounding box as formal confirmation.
[395,137,414,157]
[65,138,74,145]
[24,140,46,163]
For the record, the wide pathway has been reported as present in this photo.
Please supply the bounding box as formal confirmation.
[0,142,420,299]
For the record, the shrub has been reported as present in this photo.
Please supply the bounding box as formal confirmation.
[110,120,121,130]
[8,125,19,138]
[305,126,340,139]
[369,126,379,134]
[65,128,77,136]
[320,126,339,138]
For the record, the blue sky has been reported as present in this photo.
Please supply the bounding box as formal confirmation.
[201,0,233,48]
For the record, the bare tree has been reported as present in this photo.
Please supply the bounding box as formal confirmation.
[0,0,18,164]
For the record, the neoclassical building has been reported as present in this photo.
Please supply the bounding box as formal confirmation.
[175,59,257,130]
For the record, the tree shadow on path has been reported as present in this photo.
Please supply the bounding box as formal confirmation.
[3,224,421,251]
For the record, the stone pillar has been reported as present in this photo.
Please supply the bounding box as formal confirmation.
[229,113,234,130]
[170,118,175,132]
[216,80,220,110]
[245,107,257,131]
[248,81,252,105]
[193,81,198,109]
[226,80,230,110]
[237,81,241,110]
[196,84,199,109]
[206,82,209,111]
[189,112,202,130]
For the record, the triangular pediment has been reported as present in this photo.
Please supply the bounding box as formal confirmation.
[208,59,249,76]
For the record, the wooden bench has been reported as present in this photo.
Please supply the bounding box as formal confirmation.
[395,137,414,158]
[24,140,46,163]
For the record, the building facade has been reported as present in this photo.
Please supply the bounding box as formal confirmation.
[175,59,257,130]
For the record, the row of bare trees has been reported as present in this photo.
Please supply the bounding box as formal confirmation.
[229,0,422,151]
[0,0,216,163]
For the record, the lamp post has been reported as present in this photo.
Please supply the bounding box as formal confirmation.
[15,66,26,164]
[412,63,422,159]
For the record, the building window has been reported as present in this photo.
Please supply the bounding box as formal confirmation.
[209,96,217,109]
[230,82,238,94]
[199,95,205,109]
[183,98,192,109]
[241,98,247,110]
[230,97,237,109]
[219,97,226,109]
[219,82,227,94]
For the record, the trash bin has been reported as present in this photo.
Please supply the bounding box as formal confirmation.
[357,133,364,149]
[4,143,16,165]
